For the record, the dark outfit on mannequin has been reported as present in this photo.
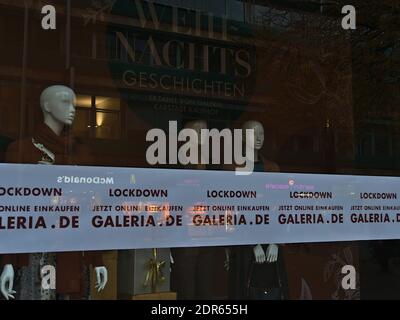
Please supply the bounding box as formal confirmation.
[171,163,220,299]
[228,157,288,300]
[2,123,103,299]
[171,247,218,299]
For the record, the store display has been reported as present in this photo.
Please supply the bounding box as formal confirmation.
[118,248,171,298]
[228,120,288,300]
[0,0,397,302]
[171,119,221,300]
[0,86,108,300]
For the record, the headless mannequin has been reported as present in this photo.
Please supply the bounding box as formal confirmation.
[0,86,108,300]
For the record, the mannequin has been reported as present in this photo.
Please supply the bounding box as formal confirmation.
[0,85,108,300]
[171,119,220,299]
[243,120,279,264]
[228,120,287,300]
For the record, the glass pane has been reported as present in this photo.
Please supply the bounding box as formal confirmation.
[95,111,121,139]
[1,0,399,302]
[0,84,20,136]
[95,97,121,111]
[73,108,91,138]
[227,0,244,21]
[204,0,226,16]
[71,24,93,58]
[75,95,92,108]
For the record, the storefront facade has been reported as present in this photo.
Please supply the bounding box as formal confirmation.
[0,0,399,300]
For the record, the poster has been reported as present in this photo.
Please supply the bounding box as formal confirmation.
[0,164,399,253]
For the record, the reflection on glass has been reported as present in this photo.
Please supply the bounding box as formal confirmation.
[73,109,91,138]
[95,97,121,111]
[227,0,244,21]
[74,95,121,140]
[95,111,120,140]
[75,95,92,108]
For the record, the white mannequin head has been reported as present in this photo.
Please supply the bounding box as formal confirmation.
[40,85,76,136]
[184,119,208,146]
[242,120,264,151]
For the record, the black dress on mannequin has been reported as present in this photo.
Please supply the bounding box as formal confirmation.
[171,164,221,299]
[171,247,219,299]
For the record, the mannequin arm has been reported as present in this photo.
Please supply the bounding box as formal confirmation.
[253,244,266,263]
[94,266,108,292]
[0,264,16,300]
[265,244,279,263]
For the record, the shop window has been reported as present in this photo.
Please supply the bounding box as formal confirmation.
[97,31,120,61]
[0,84,21,136]
[227,0,245,21]
[151,0,244,21]
[96,96,121,110]
[76,95,92,108]
[95,111,121,140]
[99,31,153,65]
[30,19,62,56]
[2,15,24,49]
[375,132,392,157]
[297,135,314,153]
[74,108,92,139]
[74,94,121,140]
[71,25,94,58]
[203,0,226,16]
[357,133,374,157]
[154,0,226,16]
[95,97,121,140]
